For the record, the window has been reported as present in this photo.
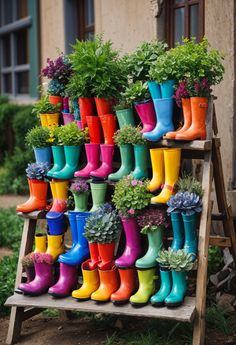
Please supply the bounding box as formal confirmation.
[166,0,204,47]
[0,0,39,99]
[78,0,95,41]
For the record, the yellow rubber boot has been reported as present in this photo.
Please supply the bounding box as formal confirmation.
[46,234,64,261]
[34,233,47,253]
[129,268,156,306]
[47,113,59,128]
[50,181,57,200]
[50,180,68,213]
[91,266,119,302]
[72,260,100,300]
[147,148,165,192]
[151,148,181,204]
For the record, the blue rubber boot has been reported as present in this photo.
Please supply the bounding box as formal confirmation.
[143,98,174,142]
[171,212,185,251]
[160,80,175,98]
[150,268,172,306]
[132,144,149,179]
[47,146,65,177]
[182,212,198,261]
[34,147,52,164]
[165,271,187,307]
[59,212,90,265]
[46,212,65,235]
[53,146,81,180]
[148,81,161,99]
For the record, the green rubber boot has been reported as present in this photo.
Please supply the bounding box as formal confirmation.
[90,182,107,212]
[129,268,156,307]
[108,144,134,181]
[165,271,187,307]
[150,268,172,307]
[53,146,81,180]
[132,144,149,180]
[72,192,88,212]
[135,227,163,269]
[115,108,135,128]
[47,146,65,177]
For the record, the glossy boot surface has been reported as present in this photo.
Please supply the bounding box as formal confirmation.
[111,267,137,304]
[79,97,95,127]
[182,212,198,261]
[116,108,135,128]
[134,100,156,133]
[49,95,62,110]
[47,146,65,177]
[34,147,52,164]
[47,114,59,128]
[91,266,119,302]
[89,182,107,212]
[16,265,36,294]
[53,146,81,179]
[160,80,175,98]
[95,97,113,116]
[132,144,149,179]
[147,148,165,192]
[62,112,74,125]
[46,234,64,261]
[165,271,187,307]
[48,263,78,297]
[151,148,181,204]
[148,81,161,100]
[16,180,48,213]
[86,116,102,144]
[171,212,185,251]
[34,233,47,253]
[99,114,117,144]
[151,268,172,306]
[97,243,115,270]
[108,144,134,181]
[46,212,65,235]
[74,143,100,178]
[49,180,68,213]
[73,192,88,212]
[88,242,100,270]
[130,268,156,306]
[90,144,114,180]
[115,217,142,268]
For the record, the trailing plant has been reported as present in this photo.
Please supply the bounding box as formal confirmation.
[112,176,152,217]
[137,208,169,234]
[177,174,203,197]
[41,53,72,84]
[84,204,121,244]
[157,248,193,271]
[123,81,150,104]
[21,253,34,267]
[25,126,51,148]
[167,191,202,215]
[58,122,89,146]
[47,79,65,96]
[32,96,60,116]
[70,180,89,194]
[48,126,61,146]
[25,162,50,180]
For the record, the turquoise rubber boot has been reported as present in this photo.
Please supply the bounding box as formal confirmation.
[171,212,185,251]
[132,144,149,179]
[135,227,163,269]
[116,108,135,128]
[148,81,161,100]
[47,146,65,177]
[90,182,107,212]
[108,144,134,181]
[151,268,172,307]
[160,79,175,98]
[165,271,187,307]
[182,212,198,261]
[53,146,81,180]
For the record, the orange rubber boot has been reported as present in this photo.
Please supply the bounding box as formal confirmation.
[99,114,117,144]
[147,148,165,192]
[165,98,192,139]
[111,267,137,304]
[91,266,120,302]
[16,180,48,213]
[175,97,208,141]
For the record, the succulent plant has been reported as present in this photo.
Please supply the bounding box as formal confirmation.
[137,208,170,234]
[177,174,203,197]
[25,162,50,180]
[167,191,202,215]
[156,249,170,268]
[21,252,34,267]
[70,180,89,194]
[84,204,121,244]
[157,248,194,271]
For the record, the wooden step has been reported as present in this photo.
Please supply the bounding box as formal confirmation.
[150,139,212,151]
[17,210,46,220]
[5,294,196,323]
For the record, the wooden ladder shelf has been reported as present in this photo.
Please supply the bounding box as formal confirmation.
[5,99,236,345]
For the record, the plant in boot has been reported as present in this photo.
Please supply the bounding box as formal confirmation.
[124,81,150,104]
[58,122,89,146]
[177,174,203,197]
[167,191,202,215]
[32,96,60,117]
[26,162,50,180]
[16,252,36,293]
[25,126,51,149]
[48,126,61,146]
[70,180,90,212]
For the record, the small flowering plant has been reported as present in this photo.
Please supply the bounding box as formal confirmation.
[113,125,147,146]
[47,79,66,96]
[48,126,61,146]
[167,191,202,215]
[21,253,34,267]
[70,180,89,195]
[137,208,170,234]
[112,176,152,218]
[26,162,50,180]
[32,252,53,264]
[41,54,72,84]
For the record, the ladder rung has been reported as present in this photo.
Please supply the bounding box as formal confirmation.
[209,235,231,247]
[211,212,227,221]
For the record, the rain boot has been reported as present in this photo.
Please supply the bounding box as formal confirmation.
[115,108,135,128]
[49,180,68,213]
[147,148,165,192]
[89,182,107,212]
[88,242,100,270]
[53,146,81,179]
[16,179,33,212]
[165,271,187,307]
[79,97,95,127]
[95,97,113,116]
[165,98,192,139]
[62,97,69,113]
[62,112,74,125]
[97,243,115,270]
[171,212,185,251]
[91,266,119,302]
[143,98,174,141]
[48,263,78,297]
[46,234,64,261]
[34,147,52,164]
[129,268,156,306]
[134,100,156,133]
[86,116,102,144]
[148,81,161,100]
[99,114,117,144]
[135,227,163,269]
[72,259,100,300]
[151,267,172,307]
[90,144,114,180]
[176,97,208,140]
[115,217,142,268]
[47,146,65,177]
[108,144,134,181]
[111,267,137,304]
[132,144,149,179]
[74,144,100,178]
[151,148,181,204]
[47,114,59,128]
[40,114,48,127]
[72,192,88,212]
[160,80,175,98]
[16,261,36,294]
[182,212,198,261]
[16,180,48,213]
[46,212,65,235]
[59,212,90,265]
[34,233,47,253]
[49,95,62,110]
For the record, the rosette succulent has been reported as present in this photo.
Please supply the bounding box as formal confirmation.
[167,191,202,215]
[26,162,50,180]
[157,248,193,271]
[70,180,89,194]
[137,208,170,234]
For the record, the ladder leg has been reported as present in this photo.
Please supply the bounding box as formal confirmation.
[6,307,24,344]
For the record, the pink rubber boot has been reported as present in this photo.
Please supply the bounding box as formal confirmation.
[134,100,156,133]
[74,144,100,178]
[90,144,114,179]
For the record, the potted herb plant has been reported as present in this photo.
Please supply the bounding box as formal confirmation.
[32,96,60,128]
[47,126,65,178]
[70,180,90,212]
[112,176,152,267]
[25,126,52,164]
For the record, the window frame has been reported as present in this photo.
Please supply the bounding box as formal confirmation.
[78,0,95,41]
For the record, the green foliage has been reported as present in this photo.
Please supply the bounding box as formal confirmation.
[113,98,132,111]
[157,248,193,271]
[25,126,51,148]
[65,74,84,99]
[208,246,224,275]
[0,208,23,250]
[48,126,62,146]
[12,105,37,147]
[177,174,203,197]
[123,81,150,103]
[0,95,9,105]
[114,125,147,145]
[206,305,236,335]
[58,122,88,146]
[32,96,60,116]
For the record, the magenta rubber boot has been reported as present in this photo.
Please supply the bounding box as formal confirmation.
[115,217,142,268]
[16,266,36,294]
[74,143,100,178]
[48,263,78,298]
[134,100,156,133]
[90,144,114,179]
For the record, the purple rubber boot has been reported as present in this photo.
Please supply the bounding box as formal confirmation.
[90,144,114,179]
[115,217,142,268]
[134,100,156,133]
[48,263,78,298]
[74,143,100,178]
[16,266,36,294]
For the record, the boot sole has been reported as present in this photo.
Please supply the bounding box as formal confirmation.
[22,290,48,297]
[165,301,184,308]
[111,299,129,305]
[72,297,90,302]
[14,288,23,295]
[130,302,148,308]
[48,292,71,299]
[151,301,165,307]
[91,299,110,303]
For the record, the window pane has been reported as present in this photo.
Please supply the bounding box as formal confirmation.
[16,71,29,94]
[175,0,185,3]
[190,4,199,40]
[174,7,185,44]
[84,0,94,26]
[85,31,94,41]
[3,73,12,93]
[2,35,11,67]
[17,0,28,20]
[15,28,29,64]
[3,0,13,25]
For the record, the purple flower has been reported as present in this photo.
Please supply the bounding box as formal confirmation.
[131,180,138,186]
[70,180,89,194]
[137,208,169,228]
[41,54,72,84]
[128,208,135,215]
[174,80,190,107]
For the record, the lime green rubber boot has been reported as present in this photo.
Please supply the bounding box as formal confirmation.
[129,268,156,307]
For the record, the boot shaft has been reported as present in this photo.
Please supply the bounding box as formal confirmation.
[190,97,208,127]
[121,217,141,247]
[85,143,100,164]
[116,108,135,128]
[163,148,181,184]
[119,144,134,168]
[153,98,174,126]
[146,227,163,250]
[51,146,65,167]
[95,97,113,116]
[31,180,48,201]
[79,97,95,127]
[181,98,192,128]
[73,192,88,212]
[46,212,65,235]
[99,115,117,144]
[86,116,102,144]
[34,147,52,164]
[64,146,81,167]
[90,182,107,206]
[137,268,156,288]
[34,233,47,253]
[76,213,90,246]
[170,212,185,250]
[171,270,187,292]
[55,180,68,200]
[148,81,161,99]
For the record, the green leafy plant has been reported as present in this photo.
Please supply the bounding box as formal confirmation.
[123,81,150,104]
[177,174,203,197]
[58,122,89,146]
[25,126,51,148]
[113,97,132,111]
[32,96,60,116]
[208,246,224,275]
[157,248,194,271]
[114,125,147,145]
[48,126,62,146]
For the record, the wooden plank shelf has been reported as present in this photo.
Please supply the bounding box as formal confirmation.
[150,139,212,151]
[17,210,46,220]
[5,294,196,323]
